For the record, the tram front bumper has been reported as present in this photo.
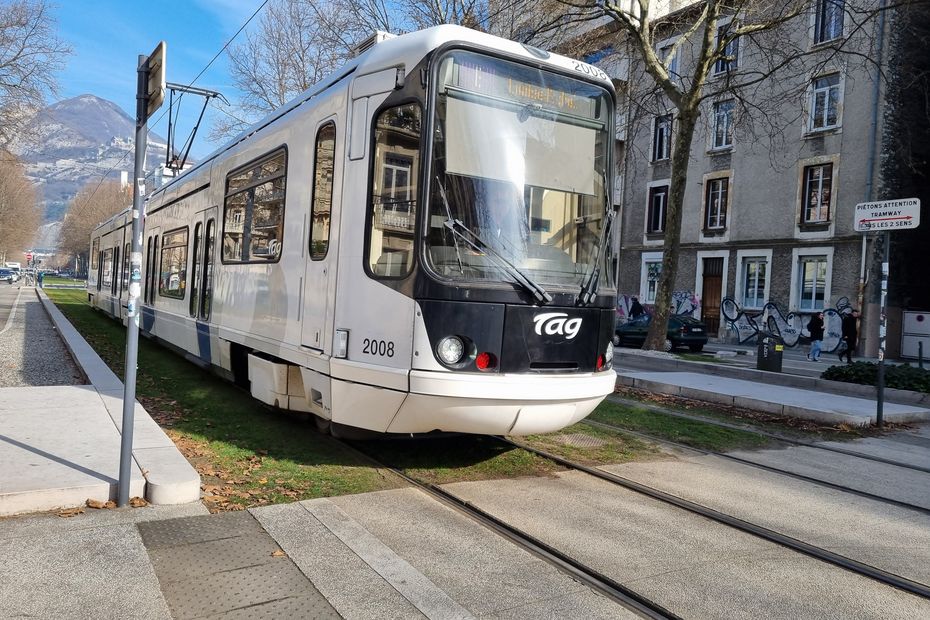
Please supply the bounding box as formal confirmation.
[385,369,617,435]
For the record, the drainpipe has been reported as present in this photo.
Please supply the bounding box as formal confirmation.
[859,0,888,354]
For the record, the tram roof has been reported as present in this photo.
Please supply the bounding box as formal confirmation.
[149,24,613,203]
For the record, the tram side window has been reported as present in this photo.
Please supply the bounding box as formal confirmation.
[121,242,130,293]
[311,123,336,260]
[201,219,215,319]
[91,238,99,271]
[158,227,188,299]
[368,103,421,278]
[190,223,202,317]
[111,247,119,295]
[102,248,113,288]
[145,237,153,303]
[223,149,286,263]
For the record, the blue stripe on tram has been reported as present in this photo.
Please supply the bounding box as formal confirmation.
[196,321,211,364]
[141,306,155,332]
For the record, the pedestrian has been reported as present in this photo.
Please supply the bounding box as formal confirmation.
[839,309,860,363]
[629,296,645,319]
[806,311,824,361]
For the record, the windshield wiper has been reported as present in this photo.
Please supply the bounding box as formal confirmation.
[577,175,615,306]
[443,218,552,305]
[434,177,465,275]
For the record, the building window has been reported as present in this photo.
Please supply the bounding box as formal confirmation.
[311,123,336,260]
[647,185,668,234]
[742,257,768,308]
[158,227,188,299]
[713,23,739,74]
[652,114,672,161]
[368,103,421,278]
[803,163,833,224]
[223,149,287,263]
[704,178,729,230]
[659,41,680,82]
[645,259,662,303]
[712,100,734,149]
[810,74,841,131]
[814,0,844,44]
[798,255,828,310]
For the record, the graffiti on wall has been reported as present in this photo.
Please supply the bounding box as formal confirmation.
[721,297,852,352]
[617,292,701,320]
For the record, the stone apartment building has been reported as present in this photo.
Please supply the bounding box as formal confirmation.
[570,1,927,357]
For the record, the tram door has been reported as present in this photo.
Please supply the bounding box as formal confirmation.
[301,119,340,352]
[189,207,217,362]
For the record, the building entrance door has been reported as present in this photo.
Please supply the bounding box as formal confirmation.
[701,257,724,335]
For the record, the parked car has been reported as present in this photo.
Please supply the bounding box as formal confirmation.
[0,268,13,284]
[614,314,709,352]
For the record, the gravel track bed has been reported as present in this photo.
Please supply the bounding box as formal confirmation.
[0,287,85,387]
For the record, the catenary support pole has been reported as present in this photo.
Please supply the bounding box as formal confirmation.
[876,230,889,428]
[118,54,149,507]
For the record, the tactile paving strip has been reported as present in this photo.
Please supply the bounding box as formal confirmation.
[139,511,340,619]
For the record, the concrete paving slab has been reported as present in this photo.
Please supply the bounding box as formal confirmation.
[619,371,930,424]
[728,445,930,510]
[0,520,171,619]
[0,289,203,512]
[0,502,208,540]
[444,471,930,619]
[252,501,425,620]
[0,391,145,515]
[600,454,930,584]
[329,487,635,619]
[814,435,930,469]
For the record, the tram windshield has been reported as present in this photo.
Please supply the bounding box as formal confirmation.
[427,50,613,294]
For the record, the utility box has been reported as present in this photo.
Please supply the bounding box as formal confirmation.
[901,311,930,359]
[757,333,784,372]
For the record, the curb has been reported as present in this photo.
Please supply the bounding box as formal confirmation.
[36,287,200,505]
[616,348,930,407]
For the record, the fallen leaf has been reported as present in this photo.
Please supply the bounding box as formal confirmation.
[86,498,112,509]
[58,507,85,518]
[129,497,148,508]
[271,549,286,557]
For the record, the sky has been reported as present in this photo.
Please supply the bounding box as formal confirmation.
[53,0,266,159]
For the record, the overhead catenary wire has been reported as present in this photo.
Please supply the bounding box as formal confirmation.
[78,0,271,207]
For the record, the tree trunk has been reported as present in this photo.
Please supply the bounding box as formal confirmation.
[644,106,699,350]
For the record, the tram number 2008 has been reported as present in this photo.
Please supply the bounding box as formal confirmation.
[362,338,395,358]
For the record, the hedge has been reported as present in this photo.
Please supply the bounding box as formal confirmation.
[821,362,930,394]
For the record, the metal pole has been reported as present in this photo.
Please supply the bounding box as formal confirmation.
[919,341,924,370]
[876,231,889,428]
[118,54,149,507]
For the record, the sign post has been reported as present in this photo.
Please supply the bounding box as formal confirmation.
[854,198,921,428]
[118,42,165,508]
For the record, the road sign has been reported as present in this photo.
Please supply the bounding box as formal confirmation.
[25,253,32,261]
[854,198,921,232]
[145,41,166,120]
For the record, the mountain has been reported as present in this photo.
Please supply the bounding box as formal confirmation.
[9,94,168,223]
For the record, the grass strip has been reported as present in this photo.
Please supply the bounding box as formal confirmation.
[590,400,774,452]
[46,288,402,510]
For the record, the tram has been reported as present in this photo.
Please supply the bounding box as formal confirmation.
[88,25,618,436]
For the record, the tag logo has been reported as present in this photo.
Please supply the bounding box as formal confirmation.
[533,312,582,340]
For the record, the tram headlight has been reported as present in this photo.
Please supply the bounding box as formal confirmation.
[437,336,465,365]
[604,341,614,370]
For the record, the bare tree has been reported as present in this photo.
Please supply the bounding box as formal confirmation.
[0,0,70,148]
[0,150,39,262]
[57,181,130,270]
[212,0,574,140]
[562,0,900,349]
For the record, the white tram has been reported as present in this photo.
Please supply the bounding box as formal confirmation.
[88,25,618,436]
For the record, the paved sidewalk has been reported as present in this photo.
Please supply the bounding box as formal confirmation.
[0,287,199,516]
[616,370,930,425]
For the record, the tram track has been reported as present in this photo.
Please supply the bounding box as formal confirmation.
[607,394,930,475]
[582,418,930,517]
[500,437,930,601]
[333,437,681,620]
